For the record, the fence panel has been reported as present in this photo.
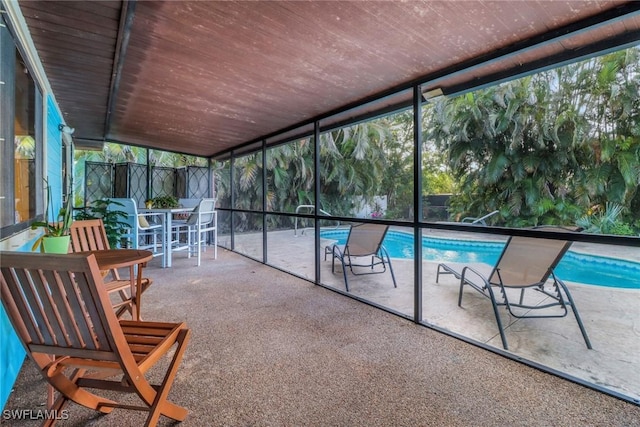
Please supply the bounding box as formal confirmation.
[187,166,209,198]
[84,161,113,206]
[84,163,209,205]
[151,166,176,198]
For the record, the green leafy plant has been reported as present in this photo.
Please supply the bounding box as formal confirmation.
[576,202,636,236]
[74,199,130,247]
[151,195,179,208]
[31,179,73,251]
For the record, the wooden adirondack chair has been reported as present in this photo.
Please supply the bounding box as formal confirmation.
[0,251,191,426]
[69,219,153,318]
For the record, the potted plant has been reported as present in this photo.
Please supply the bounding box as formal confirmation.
[150,195,179,209]
[31,180,73,253]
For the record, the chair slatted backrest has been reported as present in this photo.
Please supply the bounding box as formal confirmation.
[69,219,119,280]
[185,198,216,227]
[0,252,118,360]
[489,226,576,288]
[70,219,111,252]
[345,223,389,257]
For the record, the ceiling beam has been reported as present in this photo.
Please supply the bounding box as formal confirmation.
[105,0,136,139]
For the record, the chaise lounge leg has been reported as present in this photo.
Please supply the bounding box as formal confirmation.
[556,279,592,349]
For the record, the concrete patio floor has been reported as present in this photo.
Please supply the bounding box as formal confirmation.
[230,227,640,404]
[3,246,640,426]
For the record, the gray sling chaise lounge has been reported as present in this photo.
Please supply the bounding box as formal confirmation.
[325,223,397,292]
[436,226,592,350]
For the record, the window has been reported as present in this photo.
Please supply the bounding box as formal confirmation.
[13,50,36,223]
[0,19,43,237]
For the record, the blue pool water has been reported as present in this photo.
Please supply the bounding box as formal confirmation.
[321,229,640,289]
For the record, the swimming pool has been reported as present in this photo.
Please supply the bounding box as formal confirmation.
[320,229,640,289]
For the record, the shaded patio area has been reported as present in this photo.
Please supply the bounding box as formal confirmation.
[232,228,640,403]
[5,246,640,425]
[4,3,640,424]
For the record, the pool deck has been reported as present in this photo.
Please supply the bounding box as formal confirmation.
[228,227,640,403]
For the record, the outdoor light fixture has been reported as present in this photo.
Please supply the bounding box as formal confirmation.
[58,124,75,134]
[58,124,75,145]
[422,87,445,102]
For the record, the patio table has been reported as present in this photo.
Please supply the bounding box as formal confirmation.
[139,207,193,267]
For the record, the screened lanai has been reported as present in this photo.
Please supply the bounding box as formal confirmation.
[2,0,640,421]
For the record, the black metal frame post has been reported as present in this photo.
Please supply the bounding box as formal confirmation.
[413,85,423,323]
[314,121,321,284]
[229,155,235,250]
[146,149,151,201]
[262,140,267,264]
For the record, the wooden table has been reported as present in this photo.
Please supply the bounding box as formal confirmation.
[80,249,153,321]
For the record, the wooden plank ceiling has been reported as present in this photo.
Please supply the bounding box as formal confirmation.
[17,1,640,157]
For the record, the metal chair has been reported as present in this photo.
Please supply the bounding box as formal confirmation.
[172,198,217,266]
[107,198,165,265]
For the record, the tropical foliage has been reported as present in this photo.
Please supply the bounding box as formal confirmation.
[267,140,314,213]
[428,48,640,232]
[576,203,636,236]
[214,116,413,231]
[74,199,130,247]
[319,121,388,216]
